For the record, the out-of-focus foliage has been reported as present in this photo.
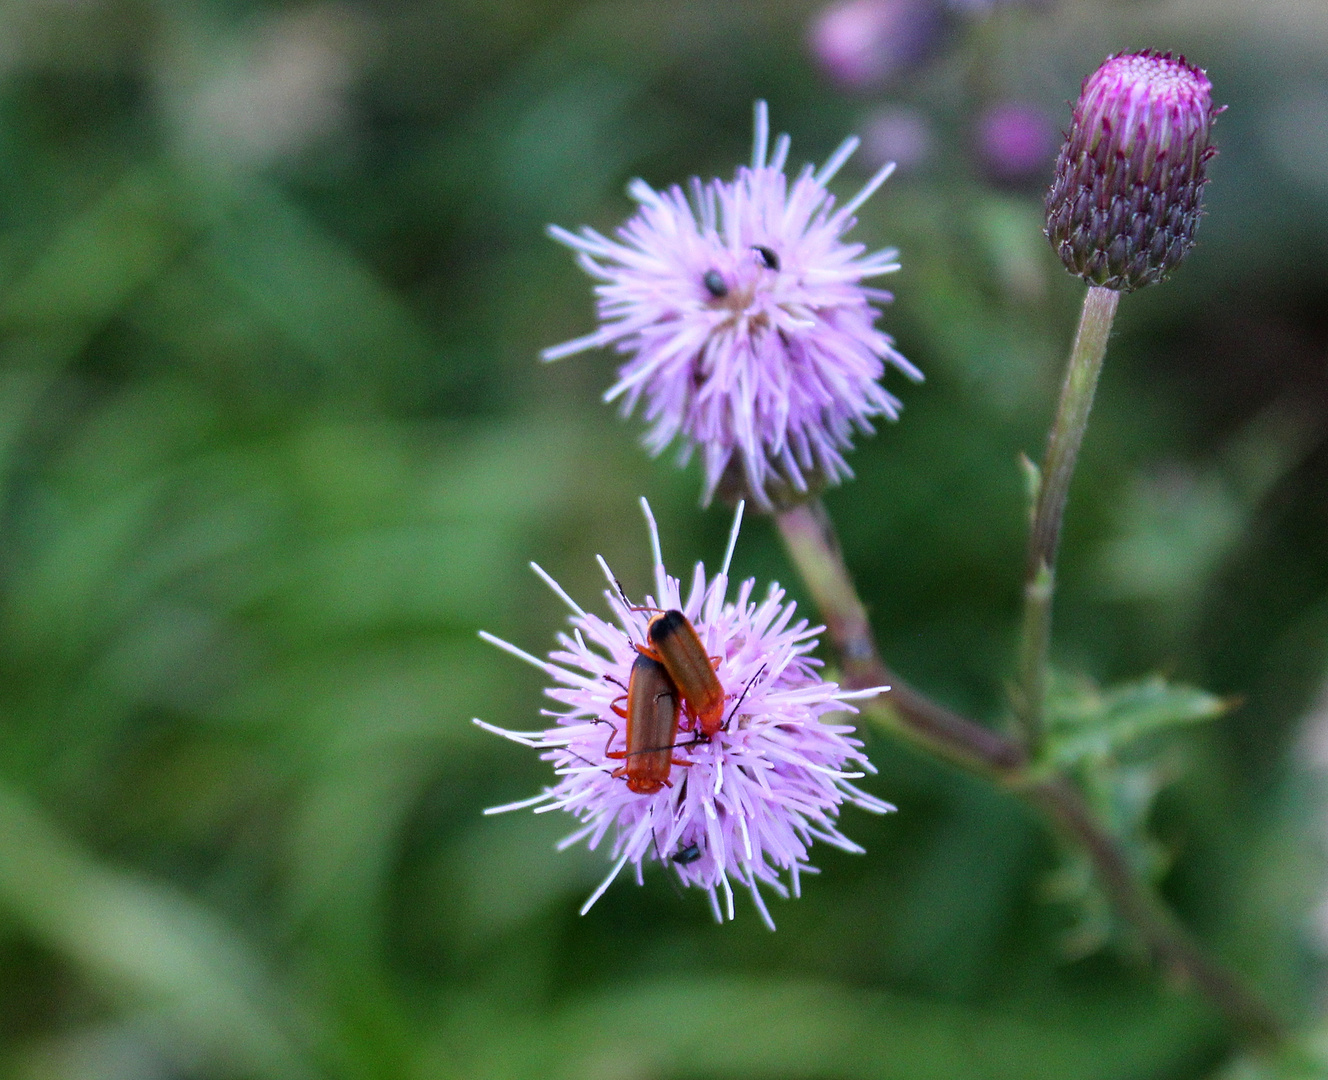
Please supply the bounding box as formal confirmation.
[0,1,1327,1078]
[1041,673,1230,958]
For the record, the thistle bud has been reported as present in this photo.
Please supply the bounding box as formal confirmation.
[1045,50,1219,291]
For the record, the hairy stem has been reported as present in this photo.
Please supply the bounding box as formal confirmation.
[1016,285,1120,750]
[774,496,1284,1050]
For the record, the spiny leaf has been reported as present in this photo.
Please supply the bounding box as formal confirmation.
[1046,673,1230,767]
[1038,673,1228,957]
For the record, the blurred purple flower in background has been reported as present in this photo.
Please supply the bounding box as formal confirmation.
[945,0,1049,14]
[475,500,892,929]
[860,105,935,174]
[809,0,943,90]
[975,101,1056,184]
[545,102,921,509]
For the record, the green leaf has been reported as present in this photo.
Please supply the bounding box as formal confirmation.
[1214,1025,1328,1080]
[0,783,317,1080]
[1045,673,1230,768]
[1038,673,1229,956]
[426,974,1212,1080]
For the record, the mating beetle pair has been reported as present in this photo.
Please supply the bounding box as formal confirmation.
[603,606,733,796]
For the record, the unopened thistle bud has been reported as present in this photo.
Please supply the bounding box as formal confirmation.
[1046,50,1219,291]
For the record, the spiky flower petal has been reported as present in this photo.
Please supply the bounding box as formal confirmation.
[1046,50,1219,291]
[474,499,892,929]
[545,102,921,511]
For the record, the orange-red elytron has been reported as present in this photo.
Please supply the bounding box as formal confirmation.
[606,653,689,795]
[641,609,726,738]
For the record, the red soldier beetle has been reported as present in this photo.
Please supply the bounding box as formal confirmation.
[612,580,727,739]
[641,609,727,738]
[603,653,691,795]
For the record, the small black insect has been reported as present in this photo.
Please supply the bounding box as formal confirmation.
[702,269,728,298]
[671,842,703,865]
[753,245,780,271]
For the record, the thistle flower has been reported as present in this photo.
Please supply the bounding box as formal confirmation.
[474,499,892,929]
[544,102,921,511]
[1046,50,1219,291]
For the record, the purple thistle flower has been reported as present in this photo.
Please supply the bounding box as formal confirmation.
[474,499,893,929]
[544,102,922,511]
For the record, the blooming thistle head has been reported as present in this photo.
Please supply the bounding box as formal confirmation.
[1046,50,1220,291]
[474,499,892,929]
[543,102,922,511]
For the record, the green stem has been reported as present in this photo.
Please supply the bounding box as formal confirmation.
[1027,778,1284,1049]
[1016,285,1120,751]
[774,500,1024,775]
[774,496,1285,1051]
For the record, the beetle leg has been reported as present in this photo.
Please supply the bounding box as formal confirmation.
[593,716,623,759]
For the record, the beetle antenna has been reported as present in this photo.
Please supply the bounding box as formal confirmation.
[562,748,609,773]
[609,577,643,649]
[653,823,687,900]
[613,576,634,612]
[723,664,767,731]
[615,576,664,618]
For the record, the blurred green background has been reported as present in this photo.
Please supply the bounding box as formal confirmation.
[1,0,1327,1076]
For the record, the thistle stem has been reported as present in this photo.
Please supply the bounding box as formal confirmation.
[774,496,1284,1050]
[774,500,1024,774]
[1016,285,1120,751]
[1028,778,1285,1049]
